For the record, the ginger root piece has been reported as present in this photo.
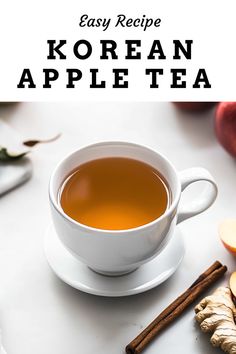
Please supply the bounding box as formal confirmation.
[195,287,236,354]
[230,273,236,298]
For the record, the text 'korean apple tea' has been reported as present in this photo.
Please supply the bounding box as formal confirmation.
[59,157,171,230]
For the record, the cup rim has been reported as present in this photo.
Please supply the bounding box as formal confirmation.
[49,141,181,234]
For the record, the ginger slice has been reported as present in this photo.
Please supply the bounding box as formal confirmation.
[195,287,236,354]
[230,273,236,299]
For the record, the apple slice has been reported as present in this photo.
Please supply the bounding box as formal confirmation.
[230,272,236,298]
[219,219,236,255]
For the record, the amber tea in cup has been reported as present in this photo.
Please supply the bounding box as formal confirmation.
[59,157,171,230]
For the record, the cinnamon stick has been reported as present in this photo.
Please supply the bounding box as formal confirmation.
[126,262,227,354]
[189,260,222,288]
[126,261,222,353]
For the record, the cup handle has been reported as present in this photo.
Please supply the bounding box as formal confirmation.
[177,167,218,224]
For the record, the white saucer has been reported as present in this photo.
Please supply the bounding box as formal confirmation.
[44,225,185,297]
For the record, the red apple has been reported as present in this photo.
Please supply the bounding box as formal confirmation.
[173,102,216,112]
[215,102,236,157]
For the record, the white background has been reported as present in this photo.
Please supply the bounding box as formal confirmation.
[0,0,236,100]
[0,102,236,354]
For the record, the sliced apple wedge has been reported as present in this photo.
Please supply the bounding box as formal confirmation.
[219,219,236,255]
[230,272,236,298]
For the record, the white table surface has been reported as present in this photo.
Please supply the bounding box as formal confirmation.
[0,102,235,354]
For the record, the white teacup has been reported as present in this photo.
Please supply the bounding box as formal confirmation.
[49,142,217,276]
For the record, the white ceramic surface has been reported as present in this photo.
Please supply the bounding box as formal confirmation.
[0,120,32,196]
[0,158,32,196]
[49,142,217,275]
[1,345,6,354]
[0,332,6,354]
[44,224,185,297]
